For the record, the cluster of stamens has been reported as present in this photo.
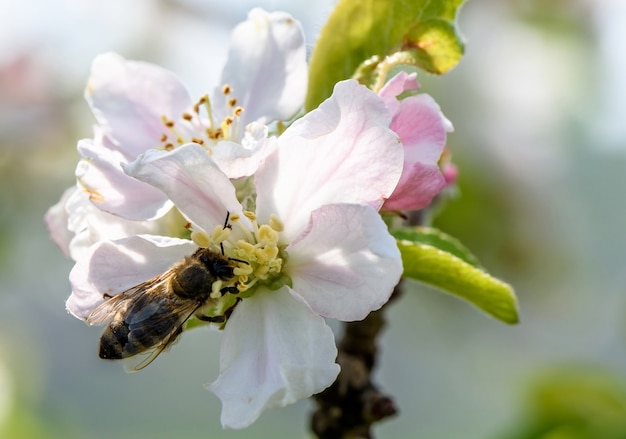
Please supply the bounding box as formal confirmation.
[159,84,245,152]
[190,211,286,299]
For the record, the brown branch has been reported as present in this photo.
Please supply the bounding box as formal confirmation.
[311,284,402,439]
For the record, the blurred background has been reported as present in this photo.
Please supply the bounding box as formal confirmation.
[1,0,626,438]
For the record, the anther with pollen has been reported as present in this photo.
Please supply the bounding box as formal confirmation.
[156,86,245,152]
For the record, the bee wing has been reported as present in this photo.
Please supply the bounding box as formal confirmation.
[86,273,171,326]
[87,269,207,371]
[121,297,202,372]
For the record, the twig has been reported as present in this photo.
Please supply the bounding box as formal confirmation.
[310,284,402,438]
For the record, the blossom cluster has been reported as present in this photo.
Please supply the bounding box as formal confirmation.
[46,8,451,429]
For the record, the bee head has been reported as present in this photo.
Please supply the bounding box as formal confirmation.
[197,250,235,281]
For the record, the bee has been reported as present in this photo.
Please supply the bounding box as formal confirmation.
[86,246,241,371]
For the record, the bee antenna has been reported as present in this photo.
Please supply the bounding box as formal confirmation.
[219,211,231,256]
[228,257,249,265]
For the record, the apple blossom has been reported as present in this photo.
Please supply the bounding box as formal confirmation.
[77,8,307,221]
[47,8,307,257]
[67,80,404,428]
[378,71,454,212]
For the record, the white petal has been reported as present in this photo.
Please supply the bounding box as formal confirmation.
[45,185,77,258]
[124,144,246,234]
[63,188,169,261]
[208,287,339,429]
[86,52,192,159]
[255,80,403,239]
[209,127,277,179]
[77,137,172,220]
[216,8,307,127]
[67,235,196,320]
[287,204,403,321]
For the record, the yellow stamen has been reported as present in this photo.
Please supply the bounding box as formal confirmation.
[210,224,230,244]
[257,225,278,244]
[190,230,211,248]
[269,214,284,232]
[234,264,254,276]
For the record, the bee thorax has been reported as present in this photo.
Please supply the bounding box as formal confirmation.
[170,263,215,300]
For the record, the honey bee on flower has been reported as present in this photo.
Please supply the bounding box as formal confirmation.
[67,80,404,428]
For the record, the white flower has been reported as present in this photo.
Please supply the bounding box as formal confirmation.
[67,80,404,428]
[47,9,307,258]
[76,8,307,220]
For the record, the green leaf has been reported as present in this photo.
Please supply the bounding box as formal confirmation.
[397,239,519,324]
[393,226,481,268]
[306,0,467,110]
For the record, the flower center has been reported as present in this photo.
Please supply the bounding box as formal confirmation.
[159,84,245,152]
[190,211,288,301]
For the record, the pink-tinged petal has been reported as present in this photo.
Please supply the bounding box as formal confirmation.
[67,235,196,320]
[381,93,453,211]
[255,80,403,240]
[208,287,339,429]
[86,52,192,159]
[392,94,451,164]
[216,9,307,127]
[124,144,246,234]
[442,161,459,185]
[77,137,172,220]
[45,185,77,258]
[287,204,402,321]
[382,162,446,211]
[378,71,421,114]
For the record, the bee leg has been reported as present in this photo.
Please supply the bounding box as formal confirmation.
[219,286,240,296]
[223,297,242,320]
[197,314,226,323]
[197,297,242,325]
